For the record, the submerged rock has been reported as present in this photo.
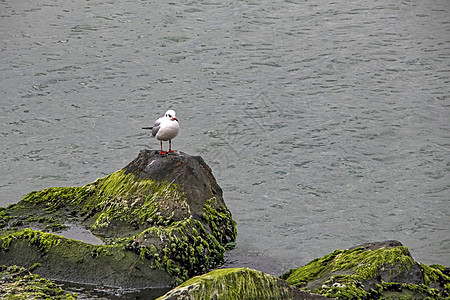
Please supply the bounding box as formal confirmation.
[0,150,237,288]
[156,267,329,300]
[281,240,450,299]
[0,265,77,299]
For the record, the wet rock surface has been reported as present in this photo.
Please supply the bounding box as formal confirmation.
[281,240,450,299]
[1,150,448,299]
[154,240,449,300]
[0,265,77,299]
[123,150,235,244]
[156,267,330,300]
[0,150,237,288]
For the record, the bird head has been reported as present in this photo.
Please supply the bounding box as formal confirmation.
[165,109,178,121]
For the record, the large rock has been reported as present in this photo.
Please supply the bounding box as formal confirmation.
[0,265,77,299]
[156,267,329,300]
[0,150,237,288]
[281,240,450,299]
[123,150,235,244]
[157,241,449,300]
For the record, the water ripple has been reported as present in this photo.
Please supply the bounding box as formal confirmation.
[0,0,449,273]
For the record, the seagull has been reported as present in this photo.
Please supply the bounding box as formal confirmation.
[142,110,179,154]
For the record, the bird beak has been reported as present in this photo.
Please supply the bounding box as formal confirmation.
[173,117,178,122]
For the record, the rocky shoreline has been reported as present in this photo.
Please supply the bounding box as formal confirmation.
[1,151,448,299]
[0,150,236,288]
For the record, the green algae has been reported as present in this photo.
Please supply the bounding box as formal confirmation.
[22,185,94,212]
[281,245,450,300]
[0,208,11,228]
[0,228,121,257]
[84,170,186,230]
[157,268,293,300]
[281,249,343,288]
[0,164,237,288]
[0,265,77,300]
[373,282,446,299]
[2,170,191,238]
[282,246,414,288]
[131,217,226,285]
[422,264,450,286]
[202,198,237,246]
[1,229,62,254]
[0,228,175,287]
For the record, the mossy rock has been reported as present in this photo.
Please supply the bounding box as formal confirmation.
[0,265,77,299]
[157,267,329,300]
[0,151,237,288]
[281,241,450,299]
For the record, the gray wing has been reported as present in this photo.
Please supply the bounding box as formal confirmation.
[142,117,162,137]
[151,119,161,137]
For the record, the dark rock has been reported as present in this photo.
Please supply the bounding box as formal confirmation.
[348,240,404,251]
[0,150,237,288]
[123,150,234,244]
[281,240,450,299]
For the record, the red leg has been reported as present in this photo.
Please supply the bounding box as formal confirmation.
[168,140,174,153]
[160,141,166,154]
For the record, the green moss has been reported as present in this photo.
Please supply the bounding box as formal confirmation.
[22,186,94,214]
[1,229,62,253]
[202,198,237,245]
[157,268,292,300]
[422,264,450,285]
[3,170,188,237]
[90,245,113,258]
[29,263,41,272]
[371,282,447,299]
[0,265,77,299]
[121,197,236,284]
[282,246,415,290]
[83,170,185,230]
[0,208,13,228]
[45,223,68,231]
[133,217,226,284]
[282,246,450,300]
[281,249,342,287]
[0,229,122,259]
[1,166,237,287]
[322,283,370,299]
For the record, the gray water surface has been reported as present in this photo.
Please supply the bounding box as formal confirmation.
[1,0,449,279]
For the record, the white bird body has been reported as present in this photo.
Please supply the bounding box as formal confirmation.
[143,109,179,154]
[153,116,179,141]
